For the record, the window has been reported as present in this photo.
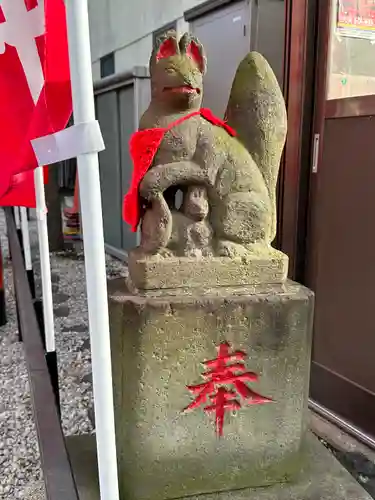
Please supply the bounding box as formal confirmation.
[327,0,375,99]
[100,52,115,78]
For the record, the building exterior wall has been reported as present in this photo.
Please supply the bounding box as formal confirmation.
[88,0,202,79]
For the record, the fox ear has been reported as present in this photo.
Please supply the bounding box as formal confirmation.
[155,32,179,61]
[156,38,178,60]
[187,40,206,73]
[180,34,207,74]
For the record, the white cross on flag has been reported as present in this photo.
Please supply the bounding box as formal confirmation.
[0,0,72,207]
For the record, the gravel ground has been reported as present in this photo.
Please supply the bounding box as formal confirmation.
[0,209,127,498]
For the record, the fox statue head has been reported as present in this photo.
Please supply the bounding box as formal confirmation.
[149,31,207,111]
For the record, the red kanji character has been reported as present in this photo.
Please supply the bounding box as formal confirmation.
[184,342,273,436]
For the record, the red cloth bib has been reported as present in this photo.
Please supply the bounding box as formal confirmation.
[123,108,236,232]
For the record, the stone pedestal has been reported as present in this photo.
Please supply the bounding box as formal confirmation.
[108,279,314,500]
[127,248,288,290]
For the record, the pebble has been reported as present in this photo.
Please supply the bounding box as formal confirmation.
[0,209,128,498]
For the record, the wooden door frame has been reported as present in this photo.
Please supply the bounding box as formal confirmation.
[304,0,332,289]
[277,0,315,281]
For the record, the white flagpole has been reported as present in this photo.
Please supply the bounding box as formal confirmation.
[34,166,55,353]
[65,2,119,499]
[20,207,32,272]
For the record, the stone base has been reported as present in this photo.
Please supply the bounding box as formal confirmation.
[28,433,370,500]
[109,279,313,500]
[127,247,288,290]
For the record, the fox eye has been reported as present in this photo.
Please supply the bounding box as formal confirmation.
[166,67,177,75]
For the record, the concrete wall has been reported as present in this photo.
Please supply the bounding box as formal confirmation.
[88,0,202,79]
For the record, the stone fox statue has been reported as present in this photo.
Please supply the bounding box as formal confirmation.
[124,31,287,258]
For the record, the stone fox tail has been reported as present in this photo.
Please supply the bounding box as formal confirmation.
[225,53,288,243]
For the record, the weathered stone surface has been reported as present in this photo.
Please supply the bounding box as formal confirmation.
[128,247,288,290]
[43,433,373,500]
[108,278,313,500]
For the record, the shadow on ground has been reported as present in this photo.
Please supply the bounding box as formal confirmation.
[319,438,375,498]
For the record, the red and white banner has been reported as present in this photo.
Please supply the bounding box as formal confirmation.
[0,0,72,207]
[337,0,375,40]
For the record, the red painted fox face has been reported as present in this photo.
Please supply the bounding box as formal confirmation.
[150,31,207,111]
